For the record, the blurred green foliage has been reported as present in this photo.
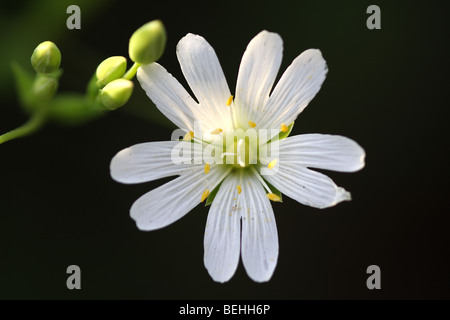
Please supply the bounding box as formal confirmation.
[0,0,172,132]
[0,0,107,95]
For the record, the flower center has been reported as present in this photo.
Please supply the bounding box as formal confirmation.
[221,128,258,168]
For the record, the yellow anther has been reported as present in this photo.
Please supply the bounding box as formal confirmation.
[210,128,223,135]
[204,163,210,174]
[248,121,256,128]
[226,95,233,106]
[201,189,210,202]
[280,123,289,133]
[268,159,278,169]
[184,131,194,141]
[267,193,281,202]
[237,185,242,194]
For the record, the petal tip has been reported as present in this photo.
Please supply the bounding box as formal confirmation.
[205,263,236,284]
[246,265,277,283]
[337,187,352,203]
[110,147,132,183]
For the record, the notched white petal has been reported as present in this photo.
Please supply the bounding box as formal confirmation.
[176,33,233,129]
[280,134,366,173]
[204,173,241,283]
[263,164,351,209]
[235,30,283,126]
[260,49,328,130]
[131,166,229,231]
[110,141,201,184]
[137,63,201,131]
[240,172,279,282]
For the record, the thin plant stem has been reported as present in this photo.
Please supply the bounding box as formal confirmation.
[122,62,141,80]
[0,109,47,144]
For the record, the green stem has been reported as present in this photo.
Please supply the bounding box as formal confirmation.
[0,108,47,144]
[122,62,141,80]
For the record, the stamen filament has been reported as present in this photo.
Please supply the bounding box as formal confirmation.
[237,139,245,167]
[224,95,239,129]
[221,152,237,158]
[250,166,272,193]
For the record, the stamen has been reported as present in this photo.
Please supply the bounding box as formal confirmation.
[210,128,223,135]
[268,159,278,169]
[248,121,256,128]
[221,152,236,158]
[237,139,245,167]
[267,193,282,202]
[237,185,242,194]
[280,123,289,133]
[201,189,210,202]
[226,95,233,106]
[250,166,272,194]
[184,131,194,141]
[204,163,210,174]
[237,139,244,149]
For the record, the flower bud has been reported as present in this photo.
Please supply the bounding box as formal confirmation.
[32,74,58,101]
[31,41,61,74]
[96,56,127,88]
[100,79,133,110]
[129,20,166,64]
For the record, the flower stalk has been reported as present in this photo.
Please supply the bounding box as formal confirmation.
[0,106,47,144]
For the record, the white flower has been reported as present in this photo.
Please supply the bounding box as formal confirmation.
[110,31,365,283]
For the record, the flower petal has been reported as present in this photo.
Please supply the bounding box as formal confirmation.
[204,172,241,283]
[176,34,233,130]
[241,172,279,282]
[131,165,230,231]
[137,63,199,131]
[259,49,328,130]
[235,31,283,128]
[280,134,365,172]
[263,162,351,209]
[110,141,206,184]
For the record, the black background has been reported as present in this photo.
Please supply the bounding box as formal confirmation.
[0,0,449,299]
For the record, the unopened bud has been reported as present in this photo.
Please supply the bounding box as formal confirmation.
[32,74,58,101]
[31,41,61,74]
[100,79,133,110]
[96,56,127,87]
[129,20,166,64]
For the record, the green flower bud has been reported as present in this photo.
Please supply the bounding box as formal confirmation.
[100,79,134,110]
[32,74,58,101]
[31,41,61,74]
[96,56,127,88]
[129,20,167,64]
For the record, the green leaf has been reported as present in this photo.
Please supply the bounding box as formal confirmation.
[10,62,35,113]
[205,180,224,206]
[47,93,105,126]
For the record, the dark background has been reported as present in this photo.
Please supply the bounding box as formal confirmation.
[0,0,449,299]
